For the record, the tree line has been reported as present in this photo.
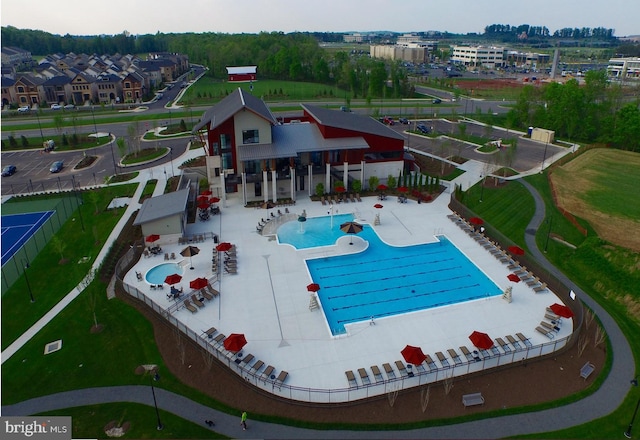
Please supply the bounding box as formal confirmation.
[506,70,640,152]
[483,24,616,43]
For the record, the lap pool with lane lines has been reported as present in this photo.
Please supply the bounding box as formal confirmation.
[296,219,502,336]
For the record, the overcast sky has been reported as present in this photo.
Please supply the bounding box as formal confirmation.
[2,0,638,37]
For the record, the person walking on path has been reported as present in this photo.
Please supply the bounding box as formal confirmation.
[240,411,248,430]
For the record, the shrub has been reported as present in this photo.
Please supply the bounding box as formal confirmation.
[315,183,325,197]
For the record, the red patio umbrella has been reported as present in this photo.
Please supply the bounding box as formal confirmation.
[550,303,574,318]
[397,186,408,193]
[335,186,346,193]
[507,273,521,283]
[189,277,209,290]
[469,217,484,226]
[197,202,210,210]
[508,245,525,256]
[209,197,220,204]
[374,203,383,209]
[216,242,233,252]
[401,345,427,366]
[145,234,160,243]
[164,273,182,285]
[196,194,209,203]
[307,283,320,292]
[376,184,388,191]
[469,331,494,350]
[200,189,213,196]
[223,333,247,352]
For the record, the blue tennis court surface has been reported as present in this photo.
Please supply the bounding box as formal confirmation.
[1,211,55,266]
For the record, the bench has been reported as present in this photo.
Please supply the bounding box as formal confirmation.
[580,362,595,380]
[462,392,485,407]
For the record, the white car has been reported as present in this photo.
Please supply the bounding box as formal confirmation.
[17,105,30,113]
[50,104,62,110]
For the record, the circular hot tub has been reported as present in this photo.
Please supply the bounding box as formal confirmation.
[145,263,183,285]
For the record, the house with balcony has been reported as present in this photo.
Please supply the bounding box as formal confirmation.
[193,88,405,206]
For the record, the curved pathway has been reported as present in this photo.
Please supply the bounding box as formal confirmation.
[2,181,634,439]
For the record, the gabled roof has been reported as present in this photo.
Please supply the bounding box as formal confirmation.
[236,122,368,162]
[15,74,44,86]
[301,104,405,141]
[43,75,71,86]
[226,66,257,74]
[193,88,277,132]
[133,188,189,225]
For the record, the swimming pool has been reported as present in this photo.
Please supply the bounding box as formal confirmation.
[277,213,355,249]
[302,223,502,336]
[145,263,183,285]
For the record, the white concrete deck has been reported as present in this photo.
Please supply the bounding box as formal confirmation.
[125,190,572,397]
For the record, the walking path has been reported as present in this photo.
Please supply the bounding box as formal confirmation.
[1,150,634,438]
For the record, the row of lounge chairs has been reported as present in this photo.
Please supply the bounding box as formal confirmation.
[345,334,536,387]
[200,327,289,390]
[178,235,206,245]
[536,309,562,339]
[182,284,219,313]
[320,193,362,205]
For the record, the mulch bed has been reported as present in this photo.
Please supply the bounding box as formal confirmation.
[118,287,606,426]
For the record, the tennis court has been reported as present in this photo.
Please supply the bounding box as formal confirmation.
[1,211,55,266]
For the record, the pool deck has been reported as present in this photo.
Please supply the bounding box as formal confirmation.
[126,191,572,393]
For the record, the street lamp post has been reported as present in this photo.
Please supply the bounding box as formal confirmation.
[90,106,99,142]
[541,140,549,173]
[479,175,485,202]
[22,259,35,303]
[150,372,164,431]
[169,147,174,178]
[624,397,640,438]
[109,134,118,176]
[544,216,553,253]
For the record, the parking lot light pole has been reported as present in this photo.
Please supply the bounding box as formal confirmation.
[624,397,640,438]
[22,259,35,303]
[150,372,164,431]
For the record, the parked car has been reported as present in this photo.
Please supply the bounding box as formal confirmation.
[432,98,442,104]
[17,105,30,113]
[383,116,395,125]
[2,165,16,176]
[49,161,64,173]
[339,106,352,112]
[398,117,409,125]
[416,124,431,134]
[63,104,75,110]
[50,103,62,110]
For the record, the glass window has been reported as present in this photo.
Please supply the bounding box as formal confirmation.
[242,129,259,144]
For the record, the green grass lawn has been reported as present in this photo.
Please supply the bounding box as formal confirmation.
[1,184,136,350]
[39,403,228,439]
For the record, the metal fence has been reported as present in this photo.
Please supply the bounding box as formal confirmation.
[117,246,579,404]
[1,192,82,291]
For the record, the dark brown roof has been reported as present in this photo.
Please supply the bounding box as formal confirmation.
[193,88,277,132]
[301,104,405,141]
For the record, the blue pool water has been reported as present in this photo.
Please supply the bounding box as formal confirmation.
[145,263,183,285]
[290,219,502,336]
[277,213,355,249]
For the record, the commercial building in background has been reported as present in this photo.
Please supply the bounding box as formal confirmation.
[607,57,640,79]
[450,45,506,69]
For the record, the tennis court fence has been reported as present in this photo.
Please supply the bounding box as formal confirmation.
[1,193,82,292]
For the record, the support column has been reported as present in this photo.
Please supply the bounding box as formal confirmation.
[325,163,331,193]
[220,172,226,207]
[343,162,349,191]
[308,164,313,197]
[360,160,365,189]
[241,172,247,206]
[290,167,296,201]
[271,170,277,203]
[263,170,269,203]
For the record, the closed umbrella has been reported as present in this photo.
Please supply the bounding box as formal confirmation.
[374,203,383,209]
[223,333,247,352]
[508,245,525,256]
[180,245,200,270]
[340,221,363,245]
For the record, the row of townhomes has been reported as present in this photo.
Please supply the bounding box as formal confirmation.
[1,46,189,108]
[193,88,406,206]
